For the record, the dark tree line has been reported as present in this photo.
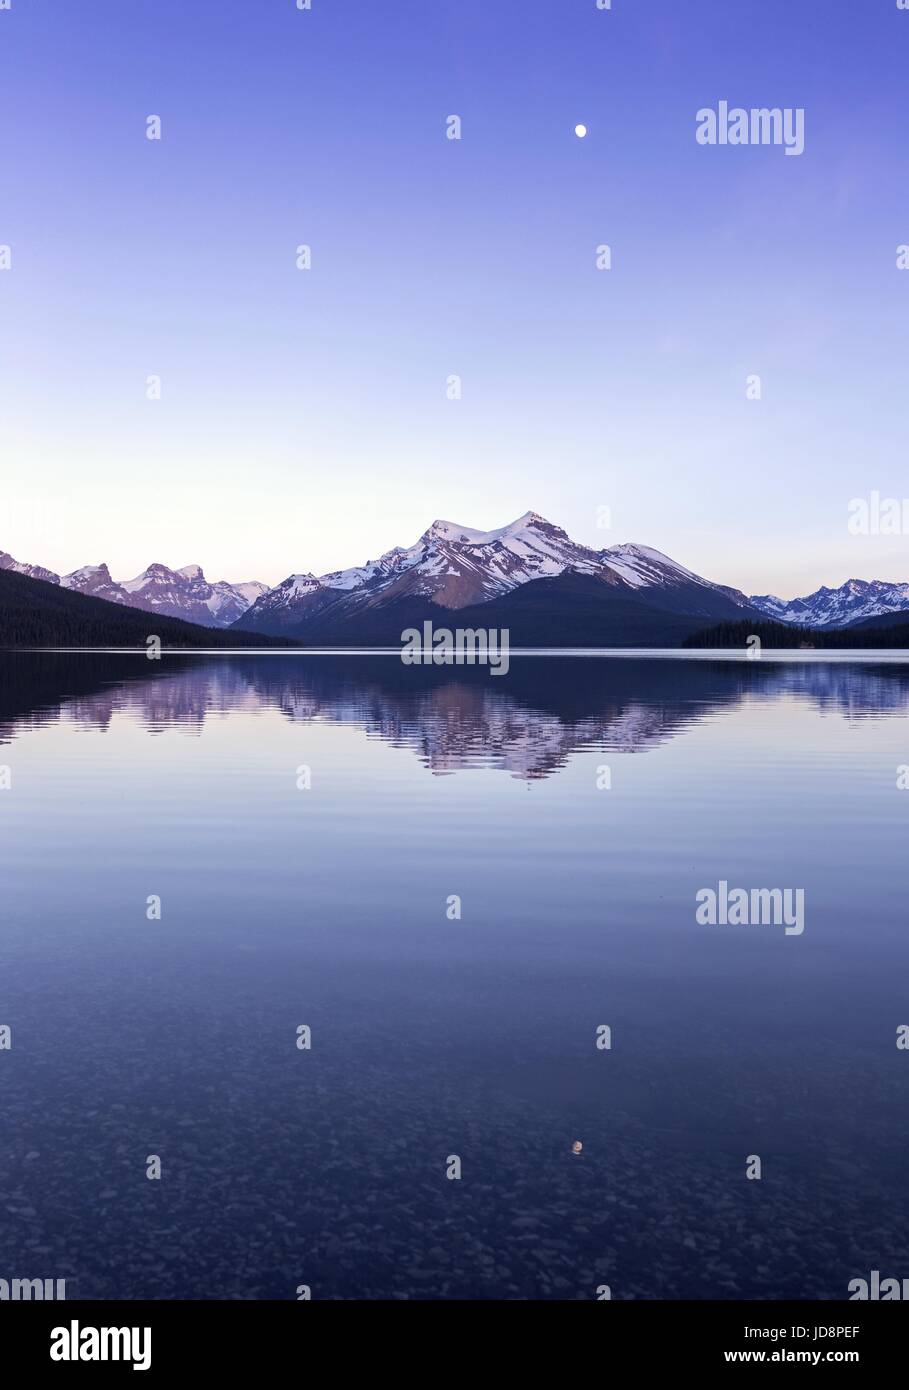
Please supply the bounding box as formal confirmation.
[683,618,909,650]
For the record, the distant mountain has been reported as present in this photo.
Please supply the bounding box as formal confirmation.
[9,516,909,649]
[114,563,268,627]
[237,511,758,642]
[0,548,60,585]
[0,568,294,649]
[59,563,126,604]
[0,547,266,627]
[750,579,909,629]
[252,571,710,647]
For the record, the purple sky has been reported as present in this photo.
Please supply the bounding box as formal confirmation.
[1,0,908,597]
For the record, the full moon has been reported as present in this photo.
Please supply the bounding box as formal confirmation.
[574,124,587,138]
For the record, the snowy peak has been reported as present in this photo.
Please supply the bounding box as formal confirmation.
[64,563,114,583]
[20,514,909,639]
[238,510,757,632]
[1,547,266,627]
[116,563,269,626]
[750,578,909,629]
[61,562,126,605]
[419,519,496,546]
[0,548,60,585]
[122,563,177,592]
[595,542,754,617]
[235,571,340,632]
[282,573,322,596]
[599,543,700,587]
[378,510,605,608]
[418,512,558,548]
[244,572,322,610]
[232,580,268,607]
[499,510,565,538]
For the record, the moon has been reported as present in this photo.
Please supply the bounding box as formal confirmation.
[574,124,588,138]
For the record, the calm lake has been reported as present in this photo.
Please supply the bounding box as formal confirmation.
[1,652,907,1299]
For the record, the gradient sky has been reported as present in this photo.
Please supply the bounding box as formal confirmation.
[1,0,908,596]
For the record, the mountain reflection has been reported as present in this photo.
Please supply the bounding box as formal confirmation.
[2,653,909,780]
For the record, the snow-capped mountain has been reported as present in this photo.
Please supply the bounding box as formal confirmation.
[599,542,755,617]
[0,547,266,628]
[238,511,757,637]
[116,563,268,627]
[60,563,128,605]
[0,549,60,585]
[15,516,909,642]
[750,579,909,629]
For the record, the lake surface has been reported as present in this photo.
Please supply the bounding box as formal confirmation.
[1,651,908,1300]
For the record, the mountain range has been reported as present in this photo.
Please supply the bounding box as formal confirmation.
[749,579,909,629]
[232,512,758,644]
[3,511,909,646]
[0,551,266,628]
[0,568,291,650]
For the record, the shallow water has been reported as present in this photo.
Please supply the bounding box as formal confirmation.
[1,652,907,1299]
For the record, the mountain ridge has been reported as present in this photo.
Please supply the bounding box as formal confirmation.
[7,511,909,645]
[750,578,909,629]
[0,550,267,628]
[236,511,758,640]
[0,569,296,649]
